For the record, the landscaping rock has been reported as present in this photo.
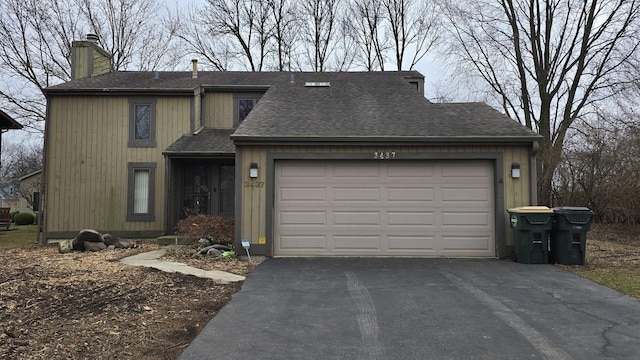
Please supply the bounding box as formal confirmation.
[84,241,107,252]
[206,248,223,257]
[72,237,85,251]
[58,240,73,254]
[103,234,136,249]
[76,229,104,243]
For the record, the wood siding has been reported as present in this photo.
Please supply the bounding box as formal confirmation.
[92,51,110,77]
[238,145,532,249]
[204,93,234,128]
[45,95,192,236]
[72,46,91,80]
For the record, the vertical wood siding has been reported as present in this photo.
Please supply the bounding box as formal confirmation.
[45,95,191,235]
[239,144,532,247]
[204,93,234,128]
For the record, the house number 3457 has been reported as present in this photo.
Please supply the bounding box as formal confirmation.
[374,151,396,159]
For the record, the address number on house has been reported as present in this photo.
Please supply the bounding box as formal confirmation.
[373,151,397,159]
[244,181,265,188]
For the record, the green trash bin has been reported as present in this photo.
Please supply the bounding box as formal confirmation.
[507,206,553,264]
[550,207,594,265]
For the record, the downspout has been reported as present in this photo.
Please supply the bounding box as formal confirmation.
[37,94,51,244]
[530,141,539,206]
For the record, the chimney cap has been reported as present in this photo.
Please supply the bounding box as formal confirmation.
[86,33,99,43]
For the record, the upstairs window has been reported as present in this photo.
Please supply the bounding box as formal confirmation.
[234,93,262,125]
[129,98,156,147]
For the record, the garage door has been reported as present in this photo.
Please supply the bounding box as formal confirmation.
[274,160,494,257]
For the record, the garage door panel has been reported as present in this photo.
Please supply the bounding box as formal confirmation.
[280,164,327,178]
[280,187,327,202]
[441,235,491,252]
[387,187,434,202]
[387,164,434,178]
[441,163,490,178]
[333,236,381,250]
[333,187,380,202]
[387,235,437,251]
[441,187,490,203]
[334,164,380,178]
[333,211,380,226]
[387,211,435,227]
[279,211,327,226]
[441,212,491,227]
[279,235,326,250]
[274,160,494,257]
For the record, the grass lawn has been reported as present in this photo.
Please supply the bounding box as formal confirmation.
[0,224,40,248]
[557,224,640,300]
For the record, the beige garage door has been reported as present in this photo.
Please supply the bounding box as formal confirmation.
[274,160,494,257]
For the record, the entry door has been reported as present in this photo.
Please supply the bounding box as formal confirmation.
[182,163,235,217]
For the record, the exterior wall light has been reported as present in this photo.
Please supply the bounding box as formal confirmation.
[249,163,259,178]
[511,163,521,179]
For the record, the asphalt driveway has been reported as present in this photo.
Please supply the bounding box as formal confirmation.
[179,258,640,360]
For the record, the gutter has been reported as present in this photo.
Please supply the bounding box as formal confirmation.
[230,135,543,146]
[43,88,196,96]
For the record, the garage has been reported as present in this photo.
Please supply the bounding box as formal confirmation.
[274,160,495,257]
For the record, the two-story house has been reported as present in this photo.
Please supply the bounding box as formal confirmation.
[43,37,541,258]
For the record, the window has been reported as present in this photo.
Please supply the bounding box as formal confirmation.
[234,93,262,125]
[129,98,156,147]
[127,162,156,221]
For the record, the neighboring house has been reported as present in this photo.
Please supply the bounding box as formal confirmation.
[43,36,541,258]
[0,185,19,212]
[18,170,41,214]
[0,108,23,211]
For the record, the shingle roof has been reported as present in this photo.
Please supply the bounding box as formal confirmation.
[46,70,539,143]
[163,128,235,155]
[232,72,539,142]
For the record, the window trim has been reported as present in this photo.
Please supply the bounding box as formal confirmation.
[233,93,262,126]
[128,97,157,147]
[126,162,156,222]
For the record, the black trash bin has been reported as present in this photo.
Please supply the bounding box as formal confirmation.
[550,207,594,265]
[507,206,553,264]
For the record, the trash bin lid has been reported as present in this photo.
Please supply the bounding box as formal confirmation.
[553,206,593,214]
[507,206,553,213]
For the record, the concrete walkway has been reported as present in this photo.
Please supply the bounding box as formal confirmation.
[120,246,245,284]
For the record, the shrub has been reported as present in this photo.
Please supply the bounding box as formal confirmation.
[14,212,35,225]
[175,215,234,246]
[10,211,19,222]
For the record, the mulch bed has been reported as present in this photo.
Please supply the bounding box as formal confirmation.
[0,242,251,360]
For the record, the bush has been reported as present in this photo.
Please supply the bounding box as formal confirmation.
[14,212,35,225]
[175,215,234,246]
[10,211,19,222]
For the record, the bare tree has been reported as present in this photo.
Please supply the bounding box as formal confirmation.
[383,0,440,70]
[346,0,387,70]
[301,0,341,71]
[172,3,233,71]
[78,0,177,71]
[186,0,274,72]
[267,0,299,71]
[0,142,43,188]
[0,0,82,133]
[0,0,178,134]
[440,0,640,205]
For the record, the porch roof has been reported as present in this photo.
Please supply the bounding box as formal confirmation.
[163,128,235,156]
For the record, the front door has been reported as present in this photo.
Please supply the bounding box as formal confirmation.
[182,162,234,218]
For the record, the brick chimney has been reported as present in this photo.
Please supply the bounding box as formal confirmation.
[70,34,113,80]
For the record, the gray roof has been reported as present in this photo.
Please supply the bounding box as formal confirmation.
[45,70,539,144]
[164,128,235,155]
[45,71,422,93]
[232,72,539,143]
